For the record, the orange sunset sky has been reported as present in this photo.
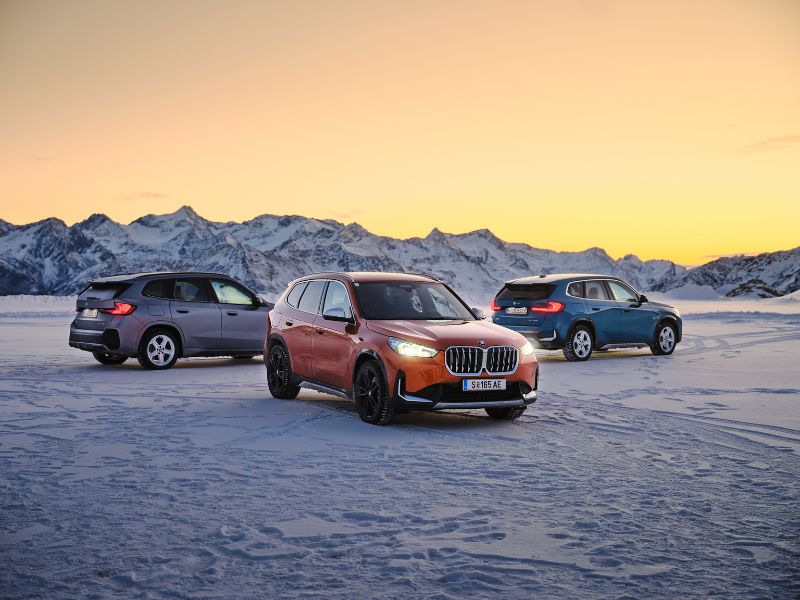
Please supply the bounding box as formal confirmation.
[0,0,798,265]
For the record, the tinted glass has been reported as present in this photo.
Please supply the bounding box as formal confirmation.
[583,280,610,301]
[297,280,326,314]
[143,279,174,299]
[211,279,255,305]
[285,282,307,308]
[173,279,210,302]
[608,280,639,303]
[496,284,555,301]
[322,280,353,318]
[80,283,129,300]
[355,282,474,320]
[567,281,584,297]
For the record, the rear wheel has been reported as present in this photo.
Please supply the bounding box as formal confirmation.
[266,344,300,399]
[485,406,526,420]
[92,352,127,365]
[563,325,593,361]
[354,361,396,425]
[651,322,677,355]
[137,329,179,370]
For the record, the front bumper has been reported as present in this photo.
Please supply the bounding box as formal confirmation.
[392,371,537,411]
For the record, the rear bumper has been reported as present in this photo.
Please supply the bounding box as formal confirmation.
[494,324,562,349]
[69,327,122,354]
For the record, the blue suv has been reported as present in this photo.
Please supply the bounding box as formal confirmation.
[491,274,682,361]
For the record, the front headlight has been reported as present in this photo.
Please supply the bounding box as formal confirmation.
[387,337,438,358]
[521,340,535,356]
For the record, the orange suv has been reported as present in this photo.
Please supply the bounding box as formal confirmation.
[265,272,539,425]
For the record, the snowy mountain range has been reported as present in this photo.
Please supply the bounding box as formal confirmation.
[0,206,797,303]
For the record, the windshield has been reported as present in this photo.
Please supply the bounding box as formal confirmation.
[354,282,475,321]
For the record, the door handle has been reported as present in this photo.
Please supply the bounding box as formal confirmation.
[286,321,293,327]
[227,311,238,316]
[591,307,601,311]
[315,328,325,335]
[176,309,189,314]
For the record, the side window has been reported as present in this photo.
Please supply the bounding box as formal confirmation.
[607,280,639,303]
[297,280,326,314]
[321,280,353,318]
[143,279,174,299]
[173,279,211,302]
[583,280,610,301]
[285,282,307,308]
[567,281,584,298]
[211,279,255,305]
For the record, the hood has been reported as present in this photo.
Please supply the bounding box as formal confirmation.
[366,319,526,349]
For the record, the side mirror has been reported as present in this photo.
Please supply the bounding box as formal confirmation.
[471,307,486,320]
[638,294,648,304]
[323,307,354,323]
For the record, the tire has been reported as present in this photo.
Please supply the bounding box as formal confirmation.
[563,324,594,361]
[92,352,127,365]
[266,344,300,399]
[485,407,526,420]
[137,328,180,370]
[353,360,396,425]
[651,321,677,356]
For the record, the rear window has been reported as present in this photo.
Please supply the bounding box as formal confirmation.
[79,283,129,300]
[143,279,174,299]
[496,284,555,301]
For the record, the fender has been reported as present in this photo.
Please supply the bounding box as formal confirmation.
[267,332,288,350]
[353,348,390,392]
[654,315,681,342]
[137,319,186,350]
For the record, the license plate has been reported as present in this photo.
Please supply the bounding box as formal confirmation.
[506,307,527,315]
[462,378,506,391]
[81,308,98,318]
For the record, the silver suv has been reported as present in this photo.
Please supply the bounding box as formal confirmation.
[68,272,272,369]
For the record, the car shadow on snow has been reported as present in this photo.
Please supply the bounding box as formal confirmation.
[534,349,654,362]
[80,356,265,370]
[306,394,528,430]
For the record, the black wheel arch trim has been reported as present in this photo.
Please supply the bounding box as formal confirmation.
[353,349,390,392]
[138,322,185,356]
[655,316,681,342]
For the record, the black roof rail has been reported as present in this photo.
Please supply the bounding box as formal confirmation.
[299,272,355,281]
[405,272,442,282]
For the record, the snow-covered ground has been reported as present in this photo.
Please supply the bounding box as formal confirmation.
[1,297,798,598]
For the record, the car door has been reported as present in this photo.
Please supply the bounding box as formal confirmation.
[169,278,221,351]
[583,279,620,345]
[210,278,268,351]
[312,280,355,390]
[283,279,326,378]
[608,280,656,343]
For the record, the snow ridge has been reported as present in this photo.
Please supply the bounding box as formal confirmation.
[0,206,797,302]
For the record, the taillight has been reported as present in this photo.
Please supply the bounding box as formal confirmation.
[490,299,502,311]
[530,301,564,313]
[100,302,136,315]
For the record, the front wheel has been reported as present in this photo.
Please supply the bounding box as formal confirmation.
[354,361,396,425]
[137,329,179,370]
[563,325,593,361]
[651,322,677,355]
[93,352,127,365]
[266,344,300,399]
[485,406,526,420]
